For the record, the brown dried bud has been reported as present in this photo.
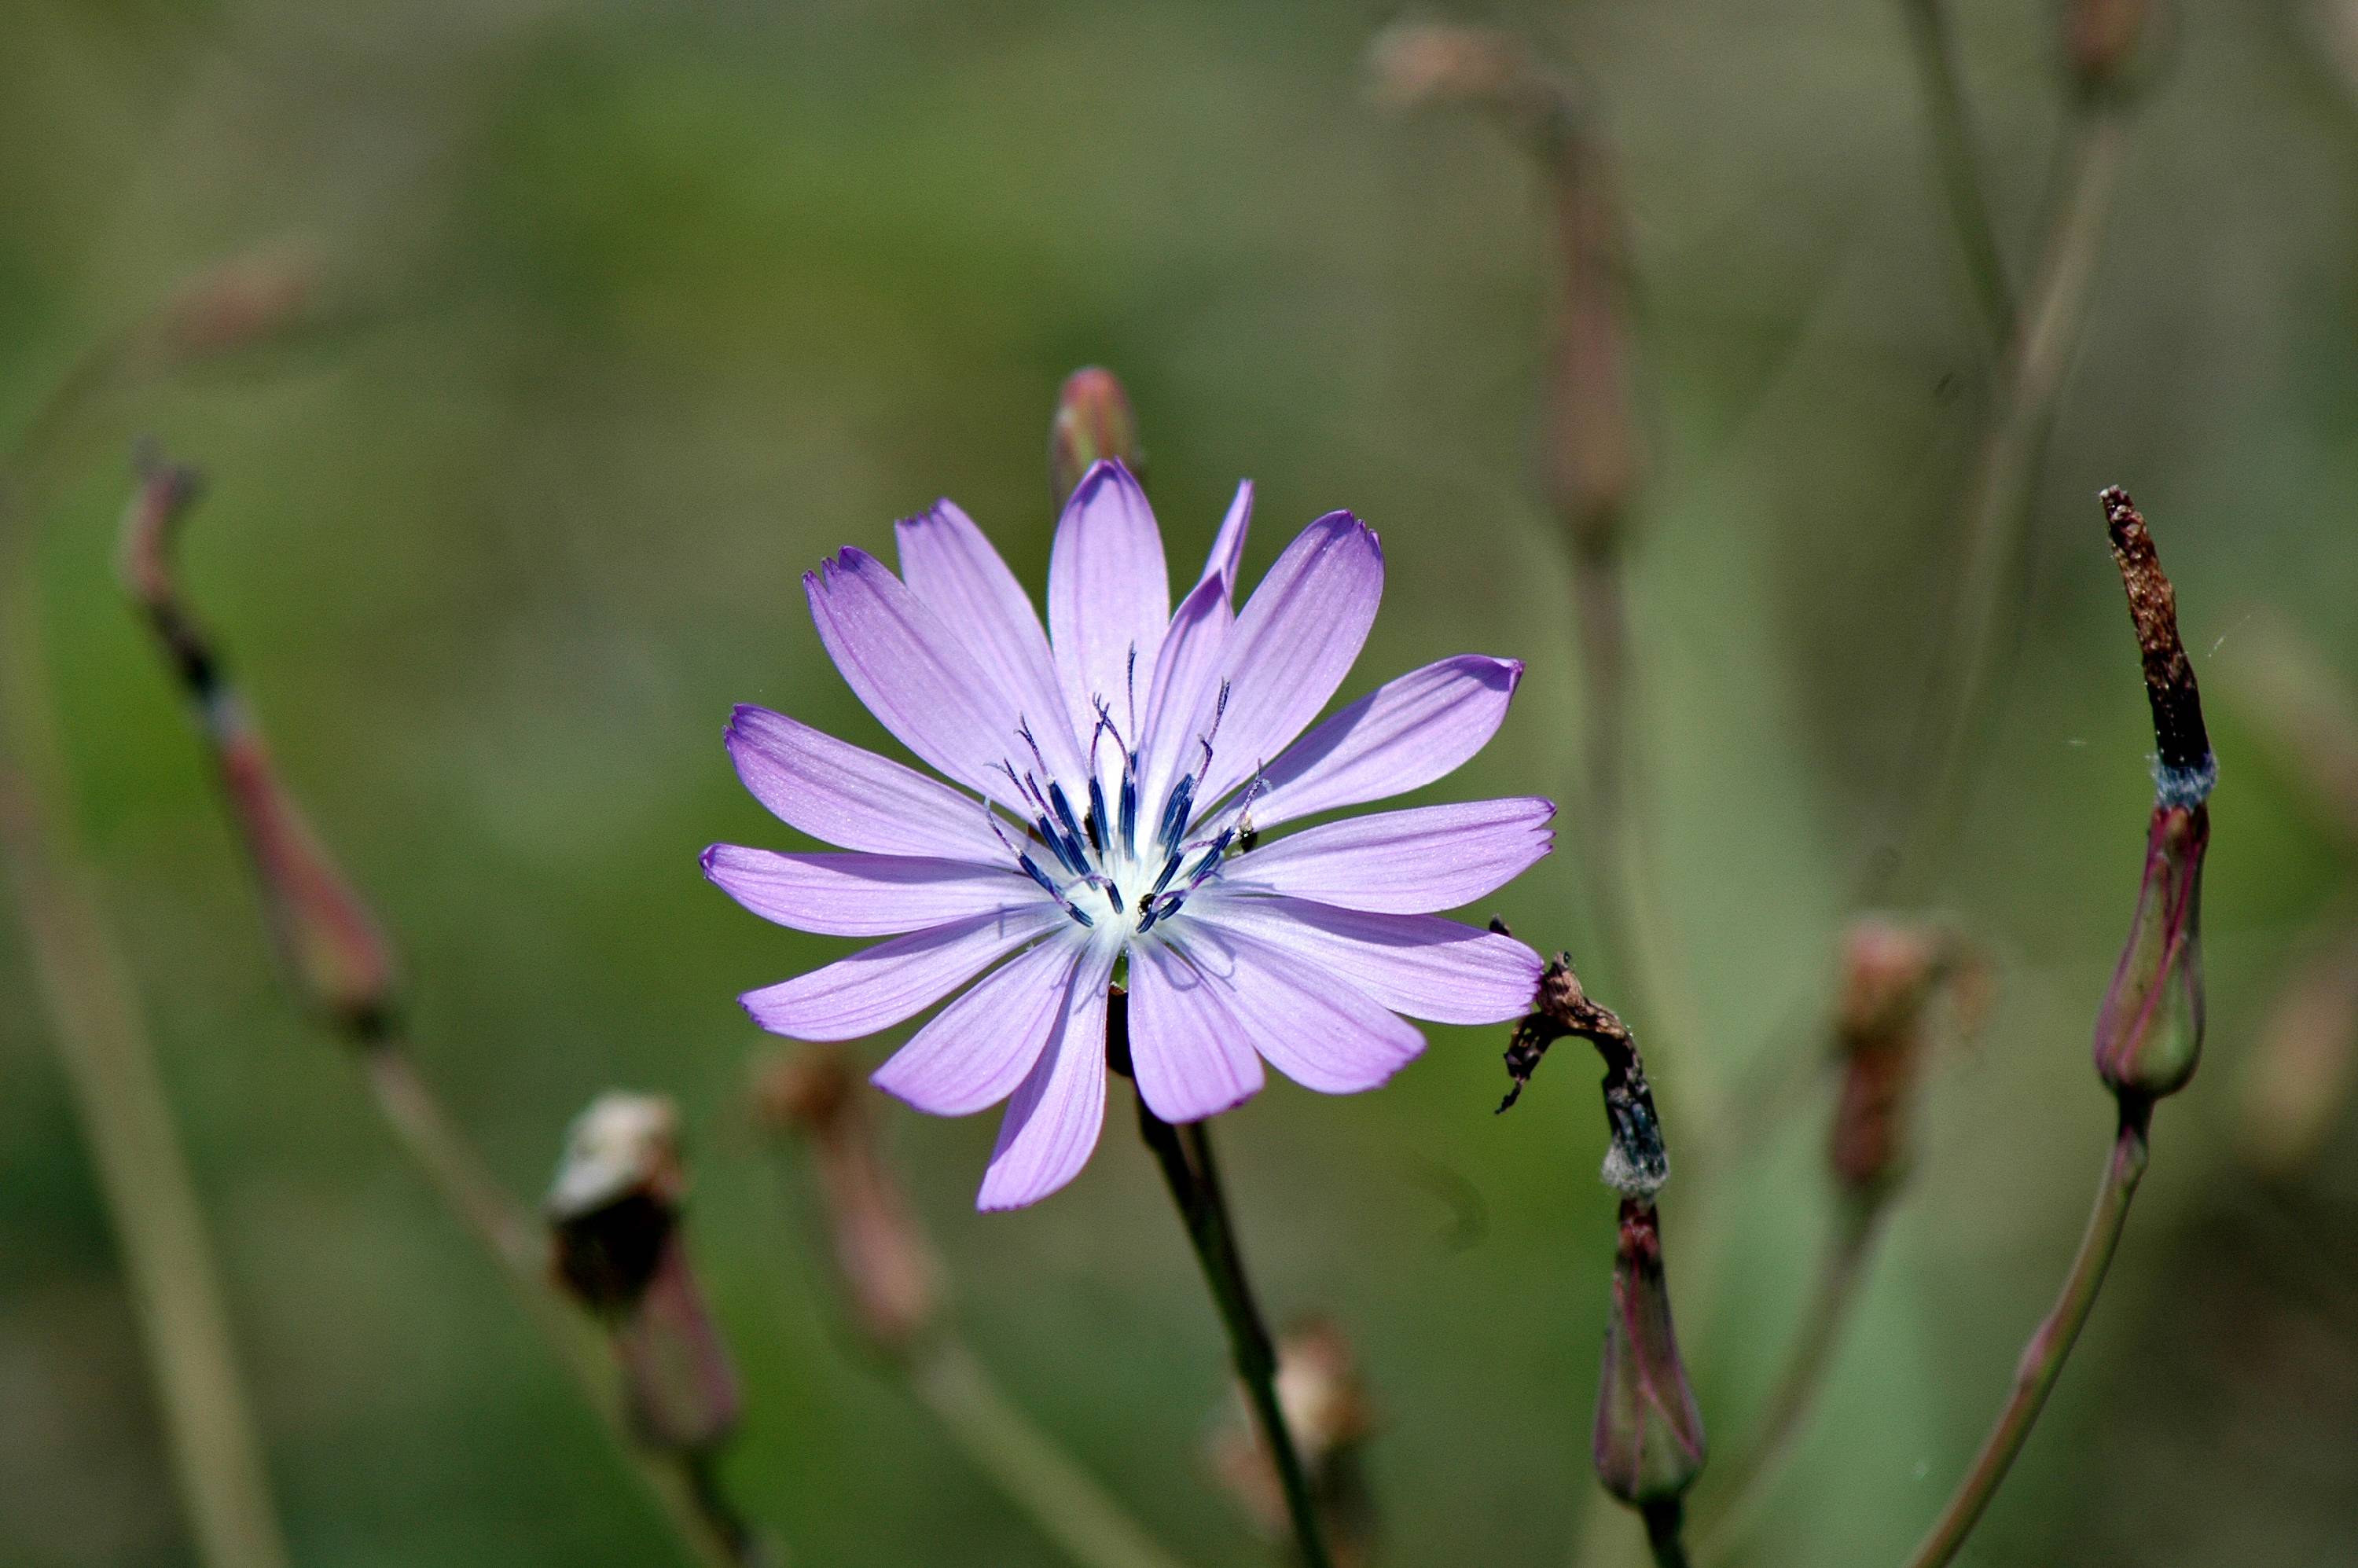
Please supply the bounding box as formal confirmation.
[545,1094,740,1452]
[1210,1318,1376,1565]
[2093,803,2209,1103]
[755,1047,941,1356]
[118,450,397,1040]
[2103,487,2213,803]
[1593,1199,1706,1505]
[1049,368,1142,512]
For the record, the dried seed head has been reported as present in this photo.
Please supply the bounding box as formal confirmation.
[754,1047,941,1356]
[1592,1200,1706,1505]
[2094,488,2213,1104]
[2102,487,2213,804]
[545,1093,740,1452]
[1499,954,1669,1199]
[1049,368,1143,512]
[545,1092,687,1309]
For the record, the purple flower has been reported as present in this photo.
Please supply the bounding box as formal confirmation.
[707,461,1551,1210]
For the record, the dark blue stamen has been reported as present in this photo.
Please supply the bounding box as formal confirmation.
[1047,782,1089,865]
[1017,853,1063,901]
[1159,777,1195,854]
[1085,778,1109,856]
[1118,761,1138,855]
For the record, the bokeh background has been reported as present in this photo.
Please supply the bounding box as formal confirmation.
[6,2,2358,1564]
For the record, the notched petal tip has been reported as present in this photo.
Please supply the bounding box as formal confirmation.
[698,843,724,878]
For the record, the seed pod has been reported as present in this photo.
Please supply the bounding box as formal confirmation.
[1592,1199,1706,1506]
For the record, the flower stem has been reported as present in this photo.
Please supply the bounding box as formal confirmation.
[0,511,290,1568]
[1886,97,2130,902]
[1896,0,2017,347]
[906,1337,1198,1568]
[1640,1499,1693,1568]
[1131,1092,1331,1568]
[1899,1101,2150,1568]
[362,1040,758,1568]
[1692,1199,1885,1558]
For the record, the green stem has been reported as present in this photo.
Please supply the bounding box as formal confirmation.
[0,518,289,1568]
[1694,1200,1886,1558]
[906,1337,1197,1568]
[1887,100,2129,902]
[1897,0,2018,347]
[1133,1097,1331,1568]
[359,1041,755,1568]
[1641,1498,1693,1568]
[1900,1103,2150,1568]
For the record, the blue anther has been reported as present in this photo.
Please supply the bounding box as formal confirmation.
[1085,777,1109,856]
[1118,763,1138,855]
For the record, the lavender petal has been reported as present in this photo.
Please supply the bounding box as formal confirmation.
[1126,939,1266,1122]
[895,499,1088,784]
[1186,892,1541,1024]
[872,935,1083,1115]
[1137,572,1233,816]
[1048,459,1169,751]
[739,904,1065,1041]
[804,548,1027,808]
[1196,479,1254,600]
[1194,512,1383,807]
[975,939,1118,1210]
[725,705,1008,861]
[1164,922,1424,1093]
[1250,655,1524,830]
[1218,797,1555,914]
[702,844,1038,936]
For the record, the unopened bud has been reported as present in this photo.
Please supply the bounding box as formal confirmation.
[2093,803,2208,1101]
[1593,1199,1706,1505]
[546,1093,740,1452]
[2066,0,2153,90]
[1210,1317,1376,1562]
[1049,368,1142,512]
[755,1047,940,1356]
[119,450,398,1039]
[1827,920,1948,1195]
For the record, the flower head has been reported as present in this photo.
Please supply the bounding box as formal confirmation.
[707,460,1550,1208]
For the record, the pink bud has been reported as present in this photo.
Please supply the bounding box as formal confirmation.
[1592,1200,1706,1505]
[2092,804,2208,1102]
[1049,368,1142,512]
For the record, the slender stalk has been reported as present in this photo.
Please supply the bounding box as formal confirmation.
[907,1338,1197,1568]
[1692,1201,1885,1557]
[1886,101,2130,902]
[1641,1499,1694,1568]
[363,1037,752,1567]
[1133,1093,1331,1568]
[0,762,292,1568]
[1900,1103,2150,1568]
[0,520,290,1567]
[1896,0,2017,345]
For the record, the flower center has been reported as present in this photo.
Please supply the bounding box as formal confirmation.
[990,674,1256,940]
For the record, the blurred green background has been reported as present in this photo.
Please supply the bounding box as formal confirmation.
[6,2,2358,1564]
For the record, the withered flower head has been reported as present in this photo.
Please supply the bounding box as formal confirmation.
[2094,487,2212,1104]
